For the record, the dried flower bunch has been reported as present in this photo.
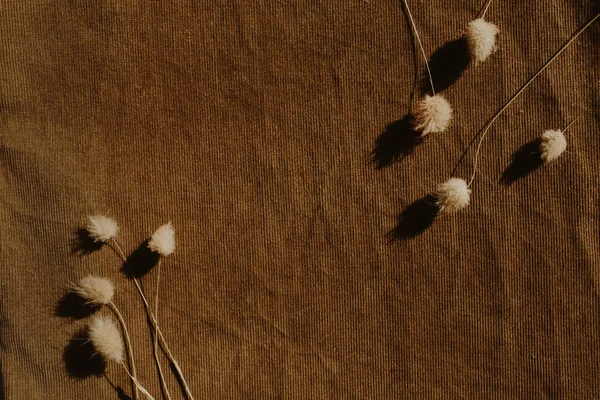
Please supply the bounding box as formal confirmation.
[396,1,598,216]
[61,216,195,400]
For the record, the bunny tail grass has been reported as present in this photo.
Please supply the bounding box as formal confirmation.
[89,314,124,364]
[436,178,471,212]
[540,130,567,162]
[413,95,453,135]
[465,11,600,187]
[466,18,498,63]
[75,276,114,306]
[148,223,176,257]
[87,215,119,243]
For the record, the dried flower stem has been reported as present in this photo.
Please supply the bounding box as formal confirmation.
[110,239,195,400]
[562,116,581,134]
[153,259,172,400]
[401,0,435,96]
[107,301,139,400]
[154,260,161,322]
[121,361,156,400]
[480,0,492,18]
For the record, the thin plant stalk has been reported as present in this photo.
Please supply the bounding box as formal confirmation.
[121,361,156,400]
[562,116,581,134]
[107,301,139,400]
[480,0,492,18]
[153,259,172,400]
[401,0,435,96]
[110,239,195,400]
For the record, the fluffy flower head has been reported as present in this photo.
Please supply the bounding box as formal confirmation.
[86,215,119,243]
[75,275,114,306]
[435,178,471,213]
[466,18,499,63]
[89,314,124,363]
[148,223,175,257]
[413,95,453,135]
[540,129,566,162]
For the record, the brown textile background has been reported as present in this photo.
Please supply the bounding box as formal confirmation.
[1,1,599,399]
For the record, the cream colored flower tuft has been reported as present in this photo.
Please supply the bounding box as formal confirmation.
[466,18,499,63]
[540,129,567,162]
[86,215,119,243]
[75,276,114,306]
[88,314,124,363]
[413,95,453,135]
[435,178,471,212]
[148,223,175,257]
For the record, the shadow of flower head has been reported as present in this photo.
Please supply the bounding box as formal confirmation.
[55,291,101,320]
[371,115,423,169]
[389,194,440,241]
[121,240,160,279]
[63,328,106,379]
[500,138,544,185]
[71,228,104,255]
[422,37,471,94]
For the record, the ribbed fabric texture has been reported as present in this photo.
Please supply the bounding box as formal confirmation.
[0,1,599,398]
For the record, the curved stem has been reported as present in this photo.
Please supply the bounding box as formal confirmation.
[108,301,138,400]
[401,0,435,96]
[466,12,600,187]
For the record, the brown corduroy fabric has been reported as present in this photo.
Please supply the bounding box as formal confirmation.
[1,1,599,399]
